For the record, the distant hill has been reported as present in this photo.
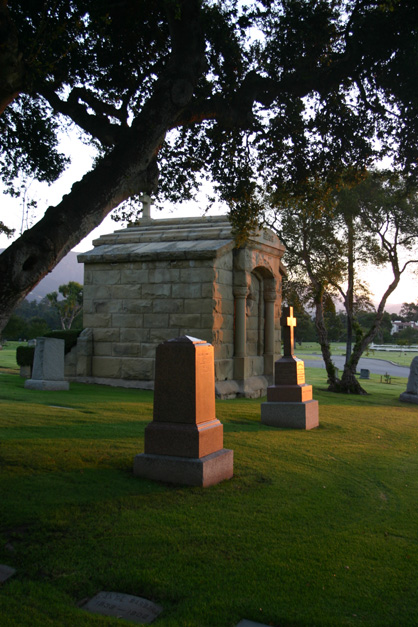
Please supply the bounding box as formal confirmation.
[0,249,84,301]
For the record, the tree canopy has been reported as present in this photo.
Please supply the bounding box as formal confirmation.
[1,0,418,332]
[268,170,418,393]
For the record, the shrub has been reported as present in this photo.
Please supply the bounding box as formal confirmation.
[44,329,83,353]
[15,330,83,367]
[16,346,35,367]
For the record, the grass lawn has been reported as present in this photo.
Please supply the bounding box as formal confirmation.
[0,342,21,373]
[0,369,418,626]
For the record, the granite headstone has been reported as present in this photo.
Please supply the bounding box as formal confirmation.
[134,336,233,486]
[399,356,418,404]
[24,337,69,391]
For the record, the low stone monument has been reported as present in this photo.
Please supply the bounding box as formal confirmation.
[260,306,319,429]
[399,356,418,404]
[24,337,69,391]
[81,591,162,624]
[134,336,233,486]
[0,564,16,583]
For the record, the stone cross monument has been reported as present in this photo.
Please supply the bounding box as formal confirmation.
[260,306,319,429]
[139,194,152,223]
[280,306,297,356]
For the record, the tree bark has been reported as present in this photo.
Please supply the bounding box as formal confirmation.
[314,298,339,386]
[345,219,355,362]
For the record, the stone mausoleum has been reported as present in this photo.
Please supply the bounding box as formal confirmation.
[73,206,286,397]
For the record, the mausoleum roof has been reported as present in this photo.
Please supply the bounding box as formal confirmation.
[78,215,285,264]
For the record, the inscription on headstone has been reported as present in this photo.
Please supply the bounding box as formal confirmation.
[81,591,163,624]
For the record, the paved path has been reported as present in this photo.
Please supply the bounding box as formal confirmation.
[300,354,410,378]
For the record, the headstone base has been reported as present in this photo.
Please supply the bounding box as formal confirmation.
[133,448,233,487]
[24,379,69,391]
[145,419,223,458]
[267,383,312,402]
[261,400,319,430]
[399,392,418,404]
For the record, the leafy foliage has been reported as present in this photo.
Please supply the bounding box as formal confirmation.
[2,1,418,227]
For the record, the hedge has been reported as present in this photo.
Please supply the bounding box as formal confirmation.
[16,346,35,367]
[44,329,82,353]
[16,329,83,367]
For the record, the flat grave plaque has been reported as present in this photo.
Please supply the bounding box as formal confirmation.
[0,564,16,583]
[81,591,163,624]
[235,620,270,627]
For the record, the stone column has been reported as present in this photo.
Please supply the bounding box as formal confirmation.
[264,288,276,376]
[233,286,249,380]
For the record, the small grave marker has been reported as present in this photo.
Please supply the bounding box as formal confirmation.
[81,591,163,624]
[0,564,16,583]
[235,620,270,627]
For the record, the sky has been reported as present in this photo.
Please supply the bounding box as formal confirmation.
[1,132,417,313]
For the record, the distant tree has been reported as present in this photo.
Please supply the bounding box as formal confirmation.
[2,314,27,340]
[25,316,50,339]
[13,297,61,328]
[357,310,393,343]
[395,327,418,345]
[46,282,83,330]
[399,302,418,322]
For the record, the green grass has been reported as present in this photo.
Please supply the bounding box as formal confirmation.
[1,370,418,626]
[0,341,21,372]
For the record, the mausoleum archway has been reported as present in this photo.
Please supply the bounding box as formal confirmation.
[233,260,279,382]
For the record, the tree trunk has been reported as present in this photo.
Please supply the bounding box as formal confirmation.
[335,264,403,394]
[337,361,367,394]
[0,0,206,334]
[345,217,354,362]
[313,294,339,387]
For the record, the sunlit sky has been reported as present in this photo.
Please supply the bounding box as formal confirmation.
[1,132,417,313]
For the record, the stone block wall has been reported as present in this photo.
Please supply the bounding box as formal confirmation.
[82,257,231,382]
